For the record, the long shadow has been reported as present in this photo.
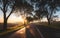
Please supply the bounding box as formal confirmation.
[37,25,60,38]
[26,28,35,38]
[0,28,22,38]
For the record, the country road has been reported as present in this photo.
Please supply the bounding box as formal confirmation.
[1,24,44,38]
[1,23,60,38]
[9,27,26,38]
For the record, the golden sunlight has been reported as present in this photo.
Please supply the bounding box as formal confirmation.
[0,18,3,23]
[17,27,26,34]
[8,16,25,23]
[0,13,28,24]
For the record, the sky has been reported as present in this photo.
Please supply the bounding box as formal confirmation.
[0,10,25,23]
[0,10,60,23]
[0,0,60,23]
[55,11,60,18]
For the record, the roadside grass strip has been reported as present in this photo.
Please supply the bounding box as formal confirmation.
[0,25,24,36]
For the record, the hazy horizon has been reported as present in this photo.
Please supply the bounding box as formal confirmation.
[0,10,60,23]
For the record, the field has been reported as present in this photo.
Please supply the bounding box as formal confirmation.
[0,21,60,38]
[31,21,60,38]
[34,21,60,29]
[0,23,24,36]
[0,23,18,30]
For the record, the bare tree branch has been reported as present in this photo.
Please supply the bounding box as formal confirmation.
[0,7,3,11]
[6,6,14,20]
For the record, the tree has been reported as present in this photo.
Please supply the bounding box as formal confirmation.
[33,0,60,25]
[26,16,33,22]
[0,0,33,30]
[45,0,60,25]
[30,0,47,21]
[14,0,33,20]
[0,0,16,30]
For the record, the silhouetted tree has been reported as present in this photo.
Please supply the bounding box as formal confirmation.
[14,0,33,21]
[14,0,33,14]
[30,0,47,22]
[32,0,60,25]
[45,0,60,25]
[26,17,33,22]
[0,0,16,30]
[0,0,33,30]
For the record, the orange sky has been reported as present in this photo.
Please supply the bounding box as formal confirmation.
[0,15,25,23]
[0,13,60,23]
[0,18,3,23]
[0,10,27,23]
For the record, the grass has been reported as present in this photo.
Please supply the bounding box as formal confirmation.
[0,21,60,36]
[0,25,24,36]
[34,21,60,29]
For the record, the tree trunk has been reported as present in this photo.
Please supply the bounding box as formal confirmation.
[3,19,7,30]
[2,0,8,31]
[3,13,7,30]
[48,18,51,25]
[47,15,51,25]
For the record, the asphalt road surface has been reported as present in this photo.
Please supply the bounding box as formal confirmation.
[0,23,60,38]
[5,24,44,38]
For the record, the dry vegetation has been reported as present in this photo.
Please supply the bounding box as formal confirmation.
[0,23,24,36]
[0,23,24,31]
[34,21,60,29]
[0,23,17,30]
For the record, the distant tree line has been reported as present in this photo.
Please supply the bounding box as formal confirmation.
[29,0,60,25]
